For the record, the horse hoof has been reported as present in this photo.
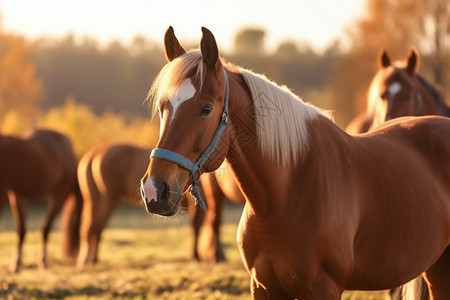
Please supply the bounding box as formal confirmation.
[37,261,47,270]
[9,264,20,273]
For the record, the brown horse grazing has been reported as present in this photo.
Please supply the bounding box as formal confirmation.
[345,48,450,134]
[0,128,81,273]
[76,142,243,267]
[140,27,450,299]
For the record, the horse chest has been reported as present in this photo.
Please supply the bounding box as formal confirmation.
[237,210,337,297]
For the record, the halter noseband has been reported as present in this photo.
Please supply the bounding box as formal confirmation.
[149,70,229,211]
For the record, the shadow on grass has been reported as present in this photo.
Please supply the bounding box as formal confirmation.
[0,282,152,299]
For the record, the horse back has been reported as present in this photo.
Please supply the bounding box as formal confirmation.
[343,116,450,288]
[4,129,77,196]
[88,143,149,201]
[371,116,450,182]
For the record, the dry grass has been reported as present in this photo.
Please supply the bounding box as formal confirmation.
[0,203,386,299]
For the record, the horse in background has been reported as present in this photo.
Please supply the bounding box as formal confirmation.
[76,142,244,267]
[0,128,81,273]
[345,48,449,134]
[346,49,449,300]
[195,163,245,261]
[141,27,450,299]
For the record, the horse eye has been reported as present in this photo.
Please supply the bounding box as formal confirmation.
[199,105,213,117]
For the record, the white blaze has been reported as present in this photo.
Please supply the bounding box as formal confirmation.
[141,175,157,203]
[168,78,196,123]
[388,82,402,98]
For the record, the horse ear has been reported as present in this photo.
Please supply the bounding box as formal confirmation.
[406,48,420,75]
[200,27,221,70]
[164,26,186,62]
[378,49,391,69]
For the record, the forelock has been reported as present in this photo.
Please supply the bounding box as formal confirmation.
[146,50,206,117]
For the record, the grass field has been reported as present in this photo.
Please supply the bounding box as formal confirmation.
[0,202,387,299]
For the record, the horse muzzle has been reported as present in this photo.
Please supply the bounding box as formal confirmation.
[140,176,184,216]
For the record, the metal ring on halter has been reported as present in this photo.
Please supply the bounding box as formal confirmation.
[192,168,201,184]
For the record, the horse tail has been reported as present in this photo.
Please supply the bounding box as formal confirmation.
[401,276,429,300]
[60,175,83,260]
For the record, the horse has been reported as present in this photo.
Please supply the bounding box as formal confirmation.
[346,49,450,299]
[76,142,244,267]
[0,128,81,273]
[140,27,450,299]
[345,48,450,134]
[344,111,372,135]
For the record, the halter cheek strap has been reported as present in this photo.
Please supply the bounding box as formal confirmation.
[415,92,422,116]
[150,70,229,211]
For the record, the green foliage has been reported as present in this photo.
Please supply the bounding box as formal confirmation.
[37,97,159,158]
[0,109,35,136]
[0,33,42,129]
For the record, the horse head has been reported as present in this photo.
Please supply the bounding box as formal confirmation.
[368,48,422,128]
[140,27,230,216]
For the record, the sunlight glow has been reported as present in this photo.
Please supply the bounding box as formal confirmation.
[0,0,364,52]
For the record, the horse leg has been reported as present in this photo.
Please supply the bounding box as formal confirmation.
[423,247,450,300]
[199,173,226,262]
[38,193,67,269]
[390,277,429,300]
[78,192,120,267]
[251,278,271,300]
[77,191,97,267]
[89,195,120,264]
[0,192,8,217]
[8,191,27,273]
[186,194,204,261]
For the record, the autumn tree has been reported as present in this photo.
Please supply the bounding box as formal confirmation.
[233,28,266,55]
[0,28,42,132]
[330,0,450,126]
[31,35,165,116]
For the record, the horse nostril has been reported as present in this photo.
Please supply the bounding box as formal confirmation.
[158,182,171,203]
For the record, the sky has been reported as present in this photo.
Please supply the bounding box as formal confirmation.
[0,0,366,53]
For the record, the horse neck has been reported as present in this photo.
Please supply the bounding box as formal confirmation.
[223,71,277,214]
[223,71,336,215]
[415,75,450,116]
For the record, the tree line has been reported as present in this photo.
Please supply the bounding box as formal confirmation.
[1,0,448,142]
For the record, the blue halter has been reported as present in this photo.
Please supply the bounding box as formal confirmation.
[150,70,229,211]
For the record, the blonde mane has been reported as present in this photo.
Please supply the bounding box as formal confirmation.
[147,50,329,167]
[241,70,328,167]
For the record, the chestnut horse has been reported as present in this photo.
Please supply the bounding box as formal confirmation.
[76,142,243,267]
[140,27,450,299]
[0,128,81,272]
[346,49,449,300]
[346,48,449,134]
